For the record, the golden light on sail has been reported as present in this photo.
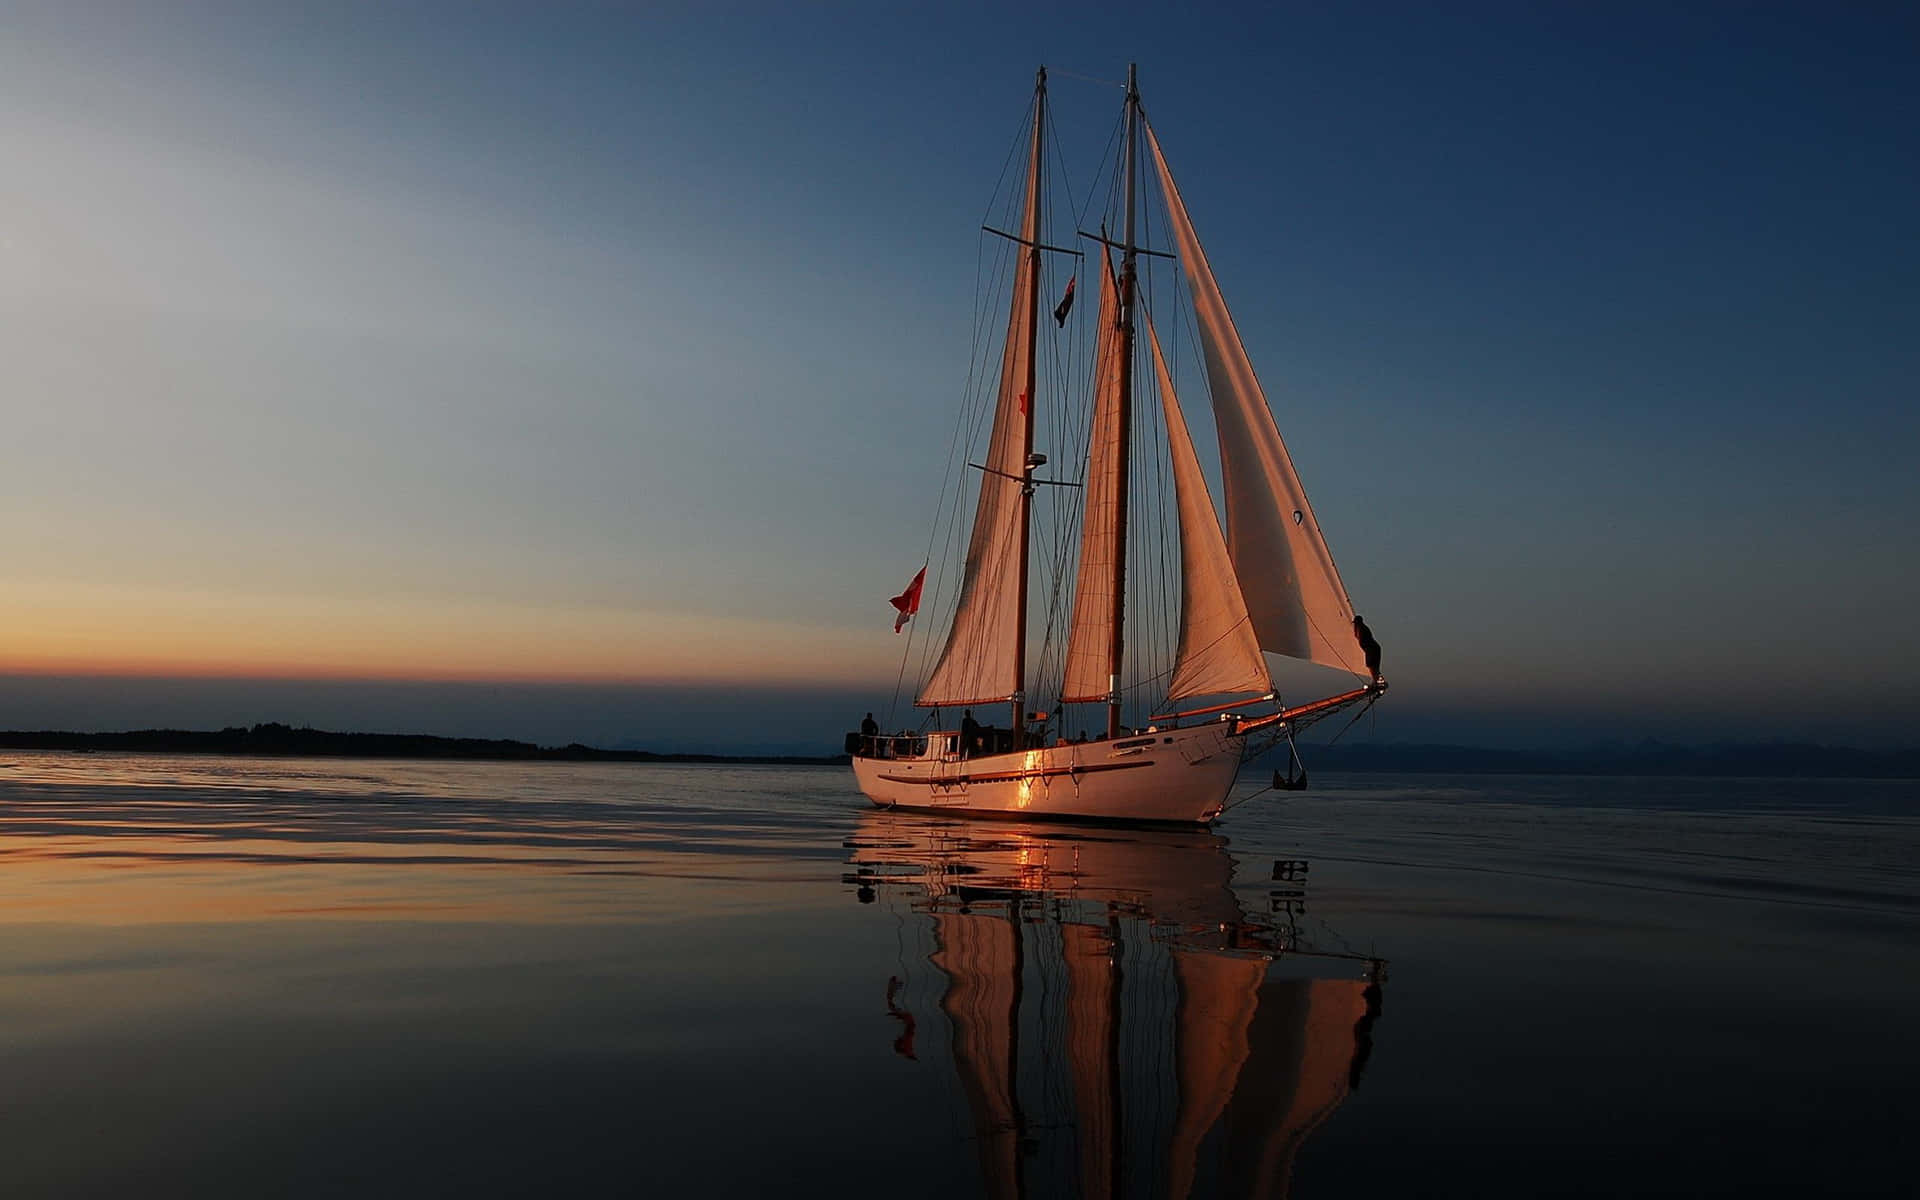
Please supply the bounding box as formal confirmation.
[1146,122,1366,677]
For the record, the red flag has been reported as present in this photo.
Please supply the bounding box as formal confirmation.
[889,566,926,633]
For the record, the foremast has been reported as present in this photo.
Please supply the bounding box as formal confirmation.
[1106,64,1141,740]
[1010,66,1045,749]
[914,67,1050,727]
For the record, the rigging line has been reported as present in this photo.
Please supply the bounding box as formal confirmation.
[1155,123,1368,634]
[1050,290,1096,692]
[928,67,1030,693]
[1128,326,1159,725]
[1144,212,1175,710]
[1302,603,1370,680]
[1046,278,1101,710]
[1147,267,1178,717]
[1073,108,1128,234]
[916,249,1004,694]
[927,217,1016,613]
[903,186,1018,681]
[1040,132,1097,711]
[1060,147,1132,722]
[1141,320,1178,720]
[1043,103,1080,264]
[1037,178,1086,703]
[978,92,1037,234]
[1048,65,1128,90]
[924,194,1024,683]
[1153,209,1371,684]
[1047,318,1101,697]
[1320,693,1380,747]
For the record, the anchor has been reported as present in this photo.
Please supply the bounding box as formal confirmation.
[1272,734,1309,792]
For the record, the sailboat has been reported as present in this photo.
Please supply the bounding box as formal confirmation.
[851,66,1385,824]
[846,809,1386,1198]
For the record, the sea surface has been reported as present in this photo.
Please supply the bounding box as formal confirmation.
[0,753,1913,1198]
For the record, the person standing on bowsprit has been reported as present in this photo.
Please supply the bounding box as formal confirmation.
[1352,615,1383,682]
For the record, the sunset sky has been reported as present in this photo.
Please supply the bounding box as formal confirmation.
[2,1,1915,749]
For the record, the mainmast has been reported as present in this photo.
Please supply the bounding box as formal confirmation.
[1010,66,1046,749]
[1106,64,1140,740]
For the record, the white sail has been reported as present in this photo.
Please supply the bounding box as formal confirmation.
[1147,124,1366,677]
[918,115,1041,708]
[1147,313,1272,702]
[1060,247,1124,704]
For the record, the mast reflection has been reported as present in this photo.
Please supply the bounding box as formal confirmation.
[846,811,1385,1200]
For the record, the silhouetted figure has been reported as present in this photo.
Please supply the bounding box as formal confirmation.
[960,710,980,757]
[1353,614,1383,680]
[860,712,878,738]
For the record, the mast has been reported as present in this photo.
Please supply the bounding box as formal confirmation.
[1107,64,1140,740]
[916,67,1048,716]
[1011,65,1046,748]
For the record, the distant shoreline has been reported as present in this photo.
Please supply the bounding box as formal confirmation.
[0,724,848,767]
[0,724,1913,780]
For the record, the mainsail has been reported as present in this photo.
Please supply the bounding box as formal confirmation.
[1059,248,1126,704]
[918,94,1042,708]
[1148,312,1272,701]
[1146,123,1367,677]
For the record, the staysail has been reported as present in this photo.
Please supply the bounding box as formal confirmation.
[1147,313,1272,701]
[918,96,1042,708]
[1059,248,1125,704]
[1146,123,1366,677]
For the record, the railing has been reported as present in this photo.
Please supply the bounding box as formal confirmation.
[846,733,930,760]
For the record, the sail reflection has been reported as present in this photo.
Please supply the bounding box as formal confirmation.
[845,811,1384,1199]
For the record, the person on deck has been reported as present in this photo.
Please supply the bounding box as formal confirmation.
[1353,615,1383,681]
[960,710,980,757]
[860,712,879,739]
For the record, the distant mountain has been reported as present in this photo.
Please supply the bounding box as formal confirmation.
[0,723,847,766]
[1290,739,1920,779]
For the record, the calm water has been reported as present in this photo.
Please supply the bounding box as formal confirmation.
[0,753,1913,1198]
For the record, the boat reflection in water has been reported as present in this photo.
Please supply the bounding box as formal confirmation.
[845,811,1384,1199]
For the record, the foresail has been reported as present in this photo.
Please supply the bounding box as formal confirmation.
[1147,124,1367,677]
[918,115,1041,708]
[1059,248,1124,704]
[1148,314,1272,702]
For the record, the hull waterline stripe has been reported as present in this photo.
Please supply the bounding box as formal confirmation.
[874,759,1158,786]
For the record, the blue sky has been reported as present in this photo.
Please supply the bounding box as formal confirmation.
[1,1,1914,747]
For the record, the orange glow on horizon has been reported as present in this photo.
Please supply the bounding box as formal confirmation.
[0,579,896,687]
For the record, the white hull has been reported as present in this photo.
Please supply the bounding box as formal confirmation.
[851,721,1246,824]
